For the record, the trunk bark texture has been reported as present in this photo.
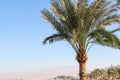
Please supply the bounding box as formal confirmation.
[76,51,88,80]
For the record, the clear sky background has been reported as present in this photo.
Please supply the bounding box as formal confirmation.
[0,0,120,80]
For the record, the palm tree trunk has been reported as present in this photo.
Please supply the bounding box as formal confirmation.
[76,52,88,80]
[79,61,87,80]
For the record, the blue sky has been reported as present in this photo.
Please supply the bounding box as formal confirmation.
[0,0,120,79]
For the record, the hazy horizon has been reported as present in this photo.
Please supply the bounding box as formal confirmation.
[0,64,120,80]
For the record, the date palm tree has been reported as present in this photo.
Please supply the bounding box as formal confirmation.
[115,65,120,79]
[94,69,102,79]
[117,68,120,79]
[41,0,120,80]
[100,69,107,79]
[107,66,118,80]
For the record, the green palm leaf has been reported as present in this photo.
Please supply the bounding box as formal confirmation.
[42,0,120,51]
[43,34,65,44]
[89,28,120,49]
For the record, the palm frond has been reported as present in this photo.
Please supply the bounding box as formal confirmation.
[50,0,76,34]
[85,0,111,33]
[61,0,77,30]
[111,27,120,33]
[89,29,120,49]
[41,9,71,38]
[102,4,119,17]
[43,34,65,44]
[99,15,120,27]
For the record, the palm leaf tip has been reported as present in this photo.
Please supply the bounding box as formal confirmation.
[42,36,54,45]
[42,39,48,45]
[42,34,65,45]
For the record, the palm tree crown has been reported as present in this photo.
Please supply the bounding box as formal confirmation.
[42,0,120,54]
